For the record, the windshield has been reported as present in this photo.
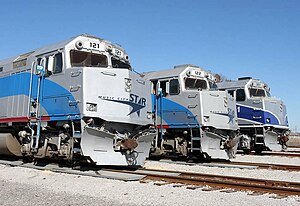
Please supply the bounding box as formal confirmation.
[185,78,208,90]
[70,50,108,67]
[111,57,132,70]
[249,88,266,97]
[209,81,218,90]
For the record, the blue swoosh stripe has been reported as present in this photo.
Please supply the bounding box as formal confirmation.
[0,72,80,120]
[152,94,199,128]
[237,105,279,125]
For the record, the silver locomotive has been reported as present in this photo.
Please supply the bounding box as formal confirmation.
[144,65,240,160]
[218,77,289,152]
[0,34,156,166]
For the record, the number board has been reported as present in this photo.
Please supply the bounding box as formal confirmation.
[113,48,123,57]
[190,70,205,77]
[88,41,105,51]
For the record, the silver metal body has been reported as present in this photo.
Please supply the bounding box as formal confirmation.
[217,77,289,152]
[144,65,239,160]
[0,34,156,166]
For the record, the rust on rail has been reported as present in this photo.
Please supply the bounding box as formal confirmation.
[105,168,300,196]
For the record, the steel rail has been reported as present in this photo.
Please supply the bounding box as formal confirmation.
[104,168,300,196]
[1,157,299,196]
[223,161,300,172]
[146,159,300,172]
[260,151,300,158]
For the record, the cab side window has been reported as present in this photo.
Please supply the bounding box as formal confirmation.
[169,79,180,95]
[228,90,234,97]
[53,53,63,74]
[159,81,168,97]
[236,89,246,101]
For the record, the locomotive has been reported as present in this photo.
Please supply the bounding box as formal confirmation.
[144,65,240,160]
[217,77,289,152]
[0,34,156,166]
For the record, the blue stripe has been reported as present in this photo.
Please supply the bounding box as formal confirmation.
[152,94,200,128]
[237,105,279,125]
[0,73,80,120]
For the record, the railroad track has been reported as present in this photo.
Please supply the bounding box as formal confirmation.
[105,168,300,196]
[236,150,300,158]
[1,157,300,196]
[236,150,300,157]
[146,158,300,172]
[219,161,300,172]
[258,151,300,158]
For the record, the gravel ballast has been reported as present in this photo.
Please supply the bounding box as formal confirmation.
[1,156,300,206]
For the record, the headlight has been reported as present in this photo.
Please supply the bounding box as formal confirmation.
[204,116,210,122]
[147,112,153,119]
[125,78,132,92]
[86,103,97,112]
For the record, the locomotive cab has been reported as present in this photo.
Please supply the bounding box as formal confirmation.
[0,34,156,166]
[218,77,289,152]
[144,65,240,160]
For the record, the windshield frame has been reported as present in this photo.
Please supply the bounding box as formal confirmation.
[248,87,266,97]
[70,50,108,68]
[111,57,132,70]
[185,77,208,90]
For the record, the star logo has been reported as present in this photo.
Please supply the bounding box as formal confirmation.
[103,99,145,117]
[99,94,146,117]
[210,108,235,124]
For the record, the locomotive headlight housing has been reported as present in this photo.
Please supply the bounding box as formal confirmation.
[75,41,83,50]
[125,78,132,92]
[124,55,129,61]
[147,112,152,119]
[284,130,290,136]
[106,44,113,53]
[86,103,97,112]
[204,115,210,122]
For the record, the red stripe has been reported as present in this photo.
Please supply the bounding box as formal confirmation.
[0,117,29,123]
[0,116,50,123]
[32,116,51,121]
[156,125,170,129]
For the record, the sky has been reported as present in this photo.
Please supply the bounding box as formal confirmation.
[0,0,299,132]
